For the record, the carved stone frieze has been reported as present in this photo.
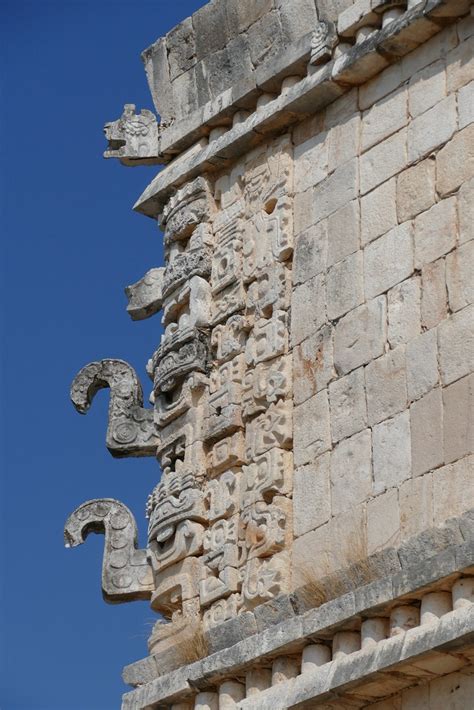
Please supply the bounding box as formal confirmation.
[161,177,214,245]
[150,326,210,394]
[162,246,212,298]
[70,359,157,457]
[125,267,164,321]
[64,499,154,602]
[104,104,160,166]
[310,20,338,66]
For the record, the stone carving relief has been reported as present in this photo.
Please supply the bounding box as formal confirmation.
[70,359,157,457]
[310,20,338,65]
[104,104,160,166]
[125,267,164,321]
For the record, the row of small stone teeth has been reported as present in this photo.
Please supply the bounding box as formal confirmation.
[202,1,415,147]
[174,576,474,710]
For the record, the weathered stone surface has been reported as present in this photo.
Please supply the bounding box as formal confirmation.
[433,456,474,525]
[294,390,331,467]
[104,104,160,166]
[327,199,360,267]
[438,305,474,385]
[373,411,411,493]
[400,475,433,540]
[458,177,474,245]
[293,222,327,285]
[330,429,372,516]
[366,348,408,426]
[334,296,387,375]
[414,197,457,269]
[407,94,457,163]
[293,455,331,538]
[446,241,474,312]
[360,128,407,195]
[362,86,408,152]
[406,329,439,402]
[291,274,326,346]
[293,325,333,405]
[458,79,474,129]
[408,59,446,119]
[364,222,414,300]
[329,367,367,443]
[396,158,436,223]
[387,276,421,348]
[361,177,397,246]
[421,258,448,330]
[443,373,474,464]
[367,489,400,555]
[437,123,474,197]
[410,387,444,476]
[327,250,364,320]
[125,268,164,320]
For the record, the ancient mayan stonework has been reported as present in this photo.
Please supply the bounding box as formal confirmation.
[66,0,474,708]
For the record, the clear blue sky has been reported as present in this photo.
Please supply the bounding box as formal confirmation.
[1,2,203,707]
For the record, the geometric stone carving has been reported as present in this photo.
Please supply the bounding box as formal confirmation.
[310,20,338,66]
[125,267,164,321]
[161,177,214,245]
[242,448,293,508]
[64,498,154,602]
[150,326,210,394]
[103,104,160,166]
[162,246,212,298]
[70,359,157,457]
[211,315,251,364]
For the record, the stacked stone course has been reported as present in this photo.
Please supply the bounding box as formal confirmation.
[65,0,473,707]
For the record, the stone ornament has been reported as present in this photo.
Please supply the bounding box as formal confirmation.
[64,499,154,602]
[310,20,338,65]
[125,267,164,320]
[103,104,160,165]
[70,359,157,457]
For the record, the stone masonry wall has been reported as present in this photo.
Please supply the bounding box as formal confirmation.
[289,17,473,588]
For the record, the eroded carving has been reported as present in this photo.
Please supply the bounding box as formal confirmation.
[104,104,160,166]
[125,267,164,320]
[310,20,338,66]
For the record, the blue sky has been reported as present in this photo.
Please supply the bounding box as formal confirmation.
[1,1,203,707]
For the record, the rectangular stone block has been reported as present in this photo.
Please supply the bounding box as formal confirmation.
[408,59,446,119]
[396,158,436,223]
[361,86,408,152]
[327,250,364,320]
[407,94,457,163]
[410,387,444,476]
[421,258,448,330]
[329,366,367,443]
[294,188,316,235]
[294,390,331,467]
[401,24,457,81]
[361,177,397,247]
[334,296,387,375]
[438,304,474,385]
[432,455,474,525]
[312,157,359,221]
[293,222,328,285]
[406,329,440,402]
[399,475,433,541]
[360,128,407,195]
[360,62,403,111]
[366,347,408,426]
[414,196,457,269]
[293,454,331,538]
[367,489,400,556]
[294,130,329,193]
[327,113,360,174]
[458,177,474,244]
[437,123,474,197]
[443,373,474,464]
[446,241,474,312]
[388,276,421,348]
[327,200,360,267]
[293,325,334,405]
[291,273,326,347]
[446,35,474,93]
[330,429,372,516]
[364,222,414,300]
[373,410,412,494]
[458,79,474,129]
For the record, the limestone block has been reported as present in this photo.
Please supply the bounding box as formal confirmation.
[327,114,360,174]
[218,680,245,708]
[360,62,403,110]
[330,429,372,516]
[293,222,328,286]
[301,644,331,671]
[407,94,457,163]
[428,671,474,710]
[367,489,400,555]
[245,668,272,697]
[332,631,361,659]
[293,390,331,467]
[364,222,414,300]
[396,158,436,223]
[291,273,326,346]
[389,604,419,635]
[293,325,334,405]
[388,276,421,348]
[452,577,474,609]
[458,80,474,129]
[458,177,474,244]
[361,177,397,246]
[406,328,439,402]
[294,188,316,235]
[366,347,408,426]
[327,200,360,267]
[166,18,196,81]
[246,311,289,365]
[327,251,364,320]
[293,455,331,538]
[360,127,407,195]
[446,35,474,93]
[438,305,474,385]
[361,618,389,648]
[443,373,474,463]
[245,399,292,459]
[437,123,474,197]
[329,366,367,443]
[271,656,299,685]
[194,691,218,710]
[446,241,474,312]
[399,474,433,540]
[294,130,329,193]
[334,296,387,375]
[410,387,444,476]
[312,157,359,220]
[372,411,411,493]
[401,24,457,82]
[421,258,448,330]
[362,86,408,151]
[408,59,446,118]
[420,591,452,625]
[414,197,457,268]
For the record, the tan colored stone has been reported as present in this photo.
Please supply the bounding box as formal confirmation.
[364,222,414,300]
[367,489,400,556]
[399,475,433,540]
[293,326,333,405]
[438,304,474,385]
[408,94,457,163]
[366,348,408,426]
[294,221,328,285]
[458,176,474,244]
[360,128,407,195]
[361,178,397,247]
[414,197,457,268]
[362,86,408,152]
[293,455,331,538]
[408,59,446,119]
[291,273,326,346]
[401,24,457,82]
[328,114,360,174]
[410,387,444,476]
[359,62,403,111]
[330,429,372,516]
[334,296,387,375]
[327,200,360,267]
[446,35,474,93]
[446,241,474,312]
[294,187,316,235]
[429,671,474,710]
[406,329,440,402]
[372,411,411,493]
[294,389,331,467]
[421,258,448,330]
[388,276,421,348]
[329,366,367,443]
[294,130,328,193]
[443,373,474,464]
[396,158,436,223]
[313,157,359,220]
[437,123,474,197]
[327,250,364,320]
[458,79,474,129]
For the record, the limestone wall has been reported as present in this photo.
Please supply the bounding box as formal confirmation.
[365,667,474,709]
